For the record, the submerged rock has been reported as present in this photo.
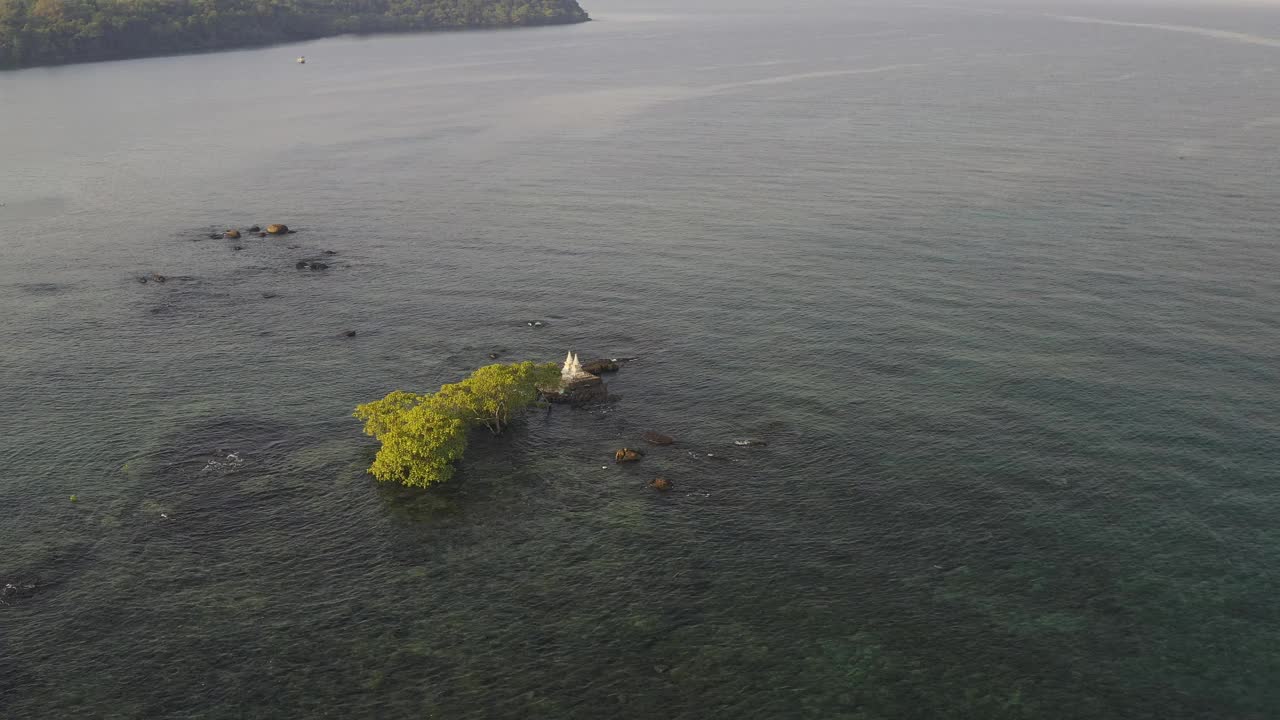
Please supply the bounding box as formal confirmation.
[151,273,167,283]
[342,330,357,337]
[641,431,675,446]
[615,448,642,463]
[266,224,289,235]
[247,225,261,232]
[295,260,329,271]
[650,477,672,491]
[0,581,40,605]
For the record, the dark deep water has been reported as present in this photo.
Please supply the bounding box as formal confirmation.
[2,0,1279,717]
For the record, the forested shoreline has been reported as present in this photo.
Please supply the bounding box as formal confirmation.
[0,0,588,69]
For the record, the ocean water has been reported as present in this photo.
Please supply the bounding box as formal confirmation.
[2,0,1278,717]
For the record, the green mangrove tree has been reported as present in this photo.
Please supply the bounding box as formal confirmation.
[353,361,559,488]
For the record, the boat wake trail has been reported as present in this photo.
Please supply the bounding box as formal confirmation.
[1047,14,1280,49]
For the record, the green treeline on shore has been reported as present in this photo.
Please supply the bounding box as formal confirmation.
[0,0,588,68]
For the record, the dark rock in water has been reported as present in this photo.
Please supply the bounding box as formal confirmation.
[734,438,767,447]
[322,250,337,256]
[615,448,642,463]
[488,352,501,359]
[526,320,544,328]
[295,261,308,269]
[543,377,614,406]
[266,223,289,235]
[641,431,675,446]
[224,229,241,239]
[309,261,329,270]
[151,273,167,283]
[650,477,672,491]
[232,245,243,251]
[207,233,221,240]
[261,292,278,299]
[295,260,328,270]
[287,244,300,249]
[258,232,268,238]
[247,225,261,232]
[343,330,357,337]
[137,276,149,284]
[582,359,619,375]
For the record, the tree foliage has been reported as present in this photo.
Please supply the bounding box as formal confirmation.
[353,361,559,488]
[0,0,588,68]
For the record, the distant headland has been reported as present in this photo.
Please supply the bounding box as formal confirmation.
[0,0,589,70]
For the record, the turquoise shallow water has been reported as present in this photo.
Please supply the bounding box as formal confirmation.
[2,1,1279,717]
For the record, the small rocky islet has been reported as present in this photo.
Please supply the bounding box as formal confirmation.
[145,227,763,495]
[541,352,624,405]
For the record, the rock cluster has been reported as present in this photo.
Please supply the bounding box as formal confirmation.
[202,223,290,240]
